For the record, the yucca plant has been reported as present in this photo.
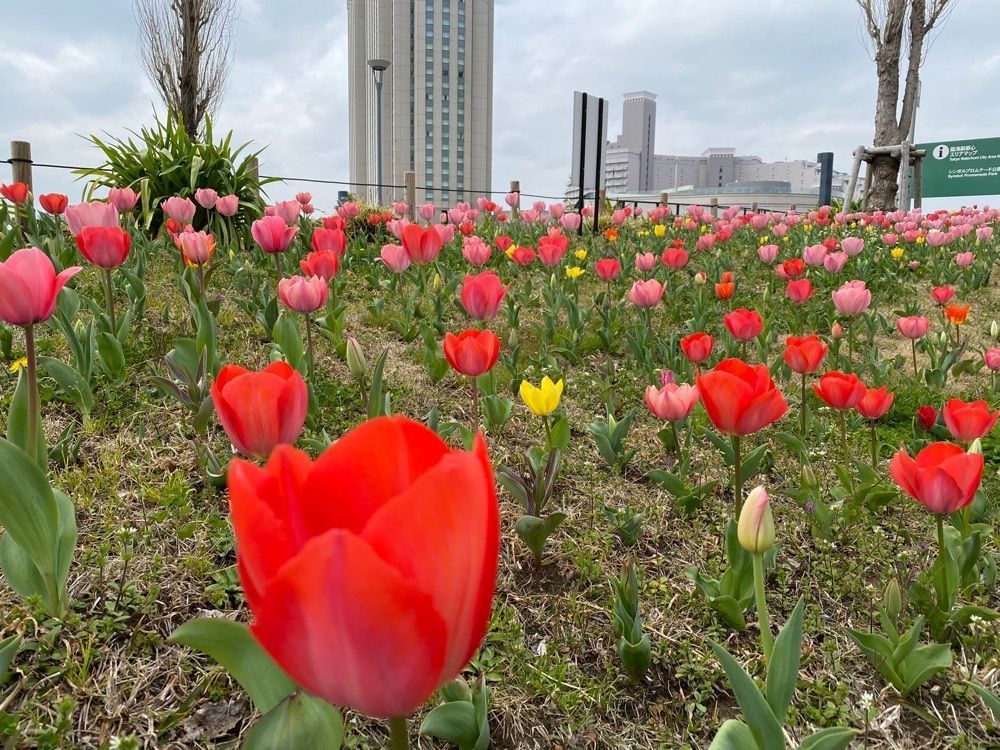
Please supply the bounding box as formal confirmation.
[76,110,276,236]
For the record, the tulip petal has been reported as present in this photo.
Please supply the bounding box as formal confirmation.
[250,529,447,718]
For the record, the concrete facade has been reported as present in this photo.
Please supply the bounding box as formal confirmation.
[348,0,493,205]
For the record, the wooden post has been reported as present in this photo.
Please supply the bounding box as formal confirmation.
[789,204,796,213]
[659,190,669,207]
[912,154,923,210]
[10,141,33,193]
[842,145,865,212]
[897,141,911,211]
[861,160,874,211]
[509,180,520,220]
[709,197,719,218]
[751,201,758,213]
[404,171,416,221]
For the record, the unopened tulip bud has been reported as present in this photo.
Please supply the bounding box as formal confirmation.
[694,271,707,286]
[883,578,903,622]
[968,438,983,456]
[831,322,843,341]
[802,463,818,492]
[549,273,557,290]
[659,370,676,387]
[737,486,775,555]
[346,337,367,381]
[432,273,443,293]
[991,320,999,339]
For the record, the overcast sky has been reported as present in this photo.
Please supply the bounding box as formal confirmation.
[2,0,998,211]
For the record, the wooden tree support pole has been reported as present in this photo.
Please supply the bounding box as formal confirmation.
[403,171,416,221]
[10,141,33,233]
[509,180,520,220]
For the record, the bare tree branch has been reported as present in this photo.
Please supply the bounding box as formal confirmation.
[135,0,238,139]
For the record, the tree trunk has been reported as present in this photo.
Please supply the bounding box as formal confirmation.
[179,0,201,140]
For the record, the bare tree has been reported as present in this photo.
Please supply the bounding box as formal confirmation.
[855,0,956,210]
[136,0,239,140]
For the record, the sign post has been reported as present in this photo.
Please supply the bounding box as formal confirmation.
[917,137,1000,198]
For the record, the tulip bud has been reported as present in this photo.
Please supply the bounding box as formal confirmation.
[939,331,949,347]
[549,273,557,290]
[883,578,903,623]
[346,336,367,381]
[694,271,707,286]
[432,273,443,293]
[802,463,818,492]
[737,486,775,555]
[762,284,771,304]
[659,370,676,387]
[991,320,999,339]
[968,438,983,456]
[831,322,843,340]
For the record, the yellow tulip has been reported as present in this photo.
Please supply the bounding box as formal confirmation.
[505,244,518,258]
[916,236,926,245]
[565,266,585,279]
[891,246,904,260]
[574,249,588,261]
[519,376,564,417]
[653,224,666,238]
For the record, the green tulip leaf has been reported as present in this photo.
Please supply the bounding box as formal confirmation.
[798,727,859,750]
[420,700,480,749]
[709,719,759,750]
[7,369,47,471]
[709,641,784,750]
[765,597,805,724]
[244,692,343,750]
[0,635,20,682]
[169,618,295,714]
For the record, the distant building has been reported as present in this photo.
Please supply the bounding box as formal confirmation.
[572,92,849,199]
[348,0,494,205]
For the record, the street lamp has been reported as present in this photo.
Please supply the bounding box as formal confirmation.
[367,58,391,206]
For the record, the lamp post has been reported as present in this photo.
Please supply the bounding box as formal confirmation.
[368,58,391,206]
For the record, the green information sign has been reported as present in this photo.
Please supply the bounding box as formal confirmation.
[918,137,1000,198]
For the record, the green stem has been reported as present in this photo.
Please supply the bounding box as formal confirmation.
[472,377,480,428]
[670,420,681,461]
[543,415,552,451]
[936,514,950,610]
[24,324,39,464]
[839,410,848,463]
[732,433,743,519]
[800,371,808,439]
[304,315,315,384]
[911,339,918,378]
[753,553,773,662]
[273,251,284,280]
[104,268,117,335]
[388,716,409,750]
[870,421,878,468]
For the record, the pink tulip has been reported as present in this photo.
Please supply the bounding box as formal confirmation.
[462,236,491,266]
[757,244,779,264]
[216,194,240,217]
[387,218,409,240]
[338,201,361,219]
[65,201,119,236]
[392,201,408,216]
[695,233,717,251]
[447,207,465,225]
[976,226,994,242]
[432,223,456,246]
[0,247,81,326]
[955,252,975,268]
[505,192,519,208]
[832,279,872,317]
[897,316,930,339]
[634,252,656,273]
[645,382,699,422]
[628,279,664,308]
[177,230,215,266]
[301,203,314,215]
[802,244,827,267]
[278,275,329,313]
[882,232,899,245]
[548,203,565,220]
[162,196,196,224]
[460,271,509,321]
[926,230,950,247]
[295,192,312,205]
[380,243,411,273]
[823,251,848,273]
[772,223,789,237]
[984,348,1000,371]
[251,215,298,254]
[107,188,139,211]
[418,202,436,222]
[195,188,219,209]
[611,209,627,225]
[840,237,864,256]
[750,214,770,230]
[273,199,301,226]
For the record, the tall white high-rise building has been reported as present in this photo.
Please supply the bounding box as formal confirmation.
[348,0,494,205]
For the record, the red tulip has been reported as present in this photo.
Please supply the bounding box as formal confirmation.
[786,278,813,303]
[510,246,536,266]
[813,371,866,410]
[715,281,735,300]
[443,329,500,377]
[724,308,763,341]
[38,193,68,215]
[778,258,805,279]
[460,271,509,322]
[0,247,81,326]
[0,182,29,204]
[942,398,1000,442]
[494,234,513,252]
[916,405,938,431]
[227,416,499,719]
[680,332,714,363]
[696,358,788,436]
[311,227,347,258]
[402,224,443,265]
[889,442,983,514]
[931,285,955,305]
[211,361,308,460]
[783,335,827,374]
[857,386,894,420]
[300,250,340,281]
[595,257,621,281]
[538,235,569,267]
[322,215,347,231]
[661,247,689,270]
[76,226,131,269]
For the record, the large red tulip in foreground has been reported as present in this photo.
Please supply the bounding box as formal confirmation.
[227,416,500,719]
[696,358,788,436]
[889,442,983,514]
